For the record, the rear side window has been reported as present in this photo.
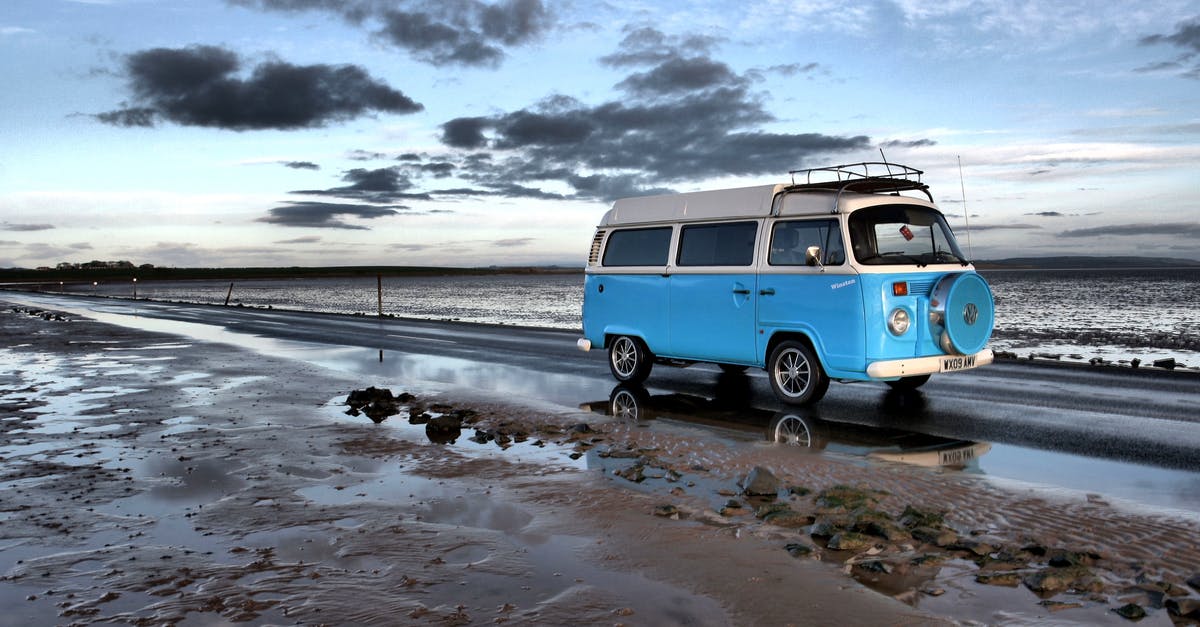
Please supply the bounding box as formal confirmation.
[602,227,672,266]
[678,221,757,266]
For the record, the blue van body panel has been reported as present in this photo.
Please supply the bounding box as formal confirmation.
[666,273,758,363]
[582,273,669,354]
[860,272,939,361]
[757,273,866,372]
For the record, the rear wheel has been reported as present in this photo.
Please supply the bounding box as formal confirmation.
[767,340,829,405]
[885,374,931,391]
[608,335,653,384]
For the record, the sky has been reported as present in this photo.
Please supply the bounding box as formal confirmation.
[1,0,1198,269]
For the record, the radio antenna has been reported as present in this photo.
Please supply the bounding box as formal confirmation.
[957,155,974,260]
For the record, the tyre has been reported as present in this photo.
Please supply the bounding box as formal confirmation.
[608,384,648,421]
[885,374,931,391]
[767,340,829,405]
[608,335,653,384]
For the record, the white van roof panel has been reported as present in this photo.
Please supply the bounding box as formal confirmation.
[599,185,938,226]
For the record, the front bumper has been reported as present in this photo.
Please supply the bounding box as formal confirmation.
[865,348,994,379]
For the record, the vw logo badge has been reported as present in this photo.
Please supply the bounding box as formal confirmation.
[963,303,979,326]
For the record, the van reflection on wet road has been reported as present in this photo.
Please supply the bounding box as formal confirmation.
[582,376,991,472]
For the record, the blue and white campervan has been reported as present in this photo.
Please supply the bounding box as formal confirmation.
[576,163,995,405]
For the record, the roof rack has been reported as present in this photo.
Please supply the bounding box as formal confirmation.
[785,162,932,203]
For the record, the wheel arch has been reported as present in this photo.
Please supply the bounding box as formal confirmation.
[763,330,824,370]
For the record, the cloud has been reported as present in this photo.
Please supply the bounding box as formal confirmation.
[881,138,937,148]
[258,201,403,229]
[1138,16,1200,79]
[274,235,322,243]
[1026,211,1066,217]
[96,45,422,130]
[229,0,552,67]
[425,28,876,201]
[493,237,534,247]
[284,161,319,170]
[1059,222,1200,238]
[2,222,55,231]
[292,166,433,202]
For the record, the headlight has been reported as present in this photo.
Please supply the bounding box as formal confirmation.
[888,308,911,335]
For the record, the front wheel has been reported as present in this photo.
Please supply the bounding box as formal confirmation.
[608,335,653,384]
[767,341,829,405]
[885,374,931,391]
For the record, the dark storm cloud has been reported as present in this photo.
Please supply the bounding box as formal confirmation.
[284,161,319,170]
[419,26,879,200]
[1059,222,1200,238]
[615,57,746,95]
[230,0,551,67]
[292,167,433,202]
[1026,211,1066,217]
[258,201,403,229]
[599,27,720,68]
[1138,16,1200,79]
[96,45,422,130]
[2,223,55,231]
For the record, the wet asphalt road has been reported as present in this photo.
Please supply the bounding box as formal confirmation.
[7,292,1200,512]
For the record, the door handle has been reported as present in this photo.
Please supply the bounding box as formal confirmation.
[732,288,751,295]
[759,288,776,296]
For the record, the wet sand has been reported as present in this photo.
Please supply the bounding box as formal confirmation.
[2,305,1199,625]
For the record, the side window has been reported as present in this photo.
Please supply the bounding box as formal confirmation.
[769,220,845,266]
[677,221,758,266]
[602,227,672,266]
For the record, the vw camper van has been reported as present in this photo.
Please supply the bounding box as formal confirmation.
[576,162,995,405]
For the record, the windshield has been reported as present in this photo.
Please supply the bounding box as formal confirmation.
[848,205,967,266]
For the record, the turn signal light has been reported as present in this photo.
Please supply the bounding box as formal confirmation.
[892,282,909,297]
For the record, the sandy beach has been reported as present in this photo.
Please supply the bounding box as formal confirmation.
[3,303,1199,625]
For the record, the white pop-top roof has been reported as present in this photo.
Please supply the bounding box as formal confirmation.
[597,184,937,227]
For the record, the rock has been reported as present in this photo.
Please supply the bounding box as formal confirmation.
[784,543,814,558]
[1112,603,1146,621]
[948,538,997,557]
[1187,573,1200,592]
[425,415,462,444]
[345,387,404,423]
[652,504,679,518]
[810,513,854,537]
[1153,358,1177,370]
[741,467,781,497]
[787,485,812,497]
[1047,549,1100,568]
[898,505,944,530]
[762,510,812,528]
[911,526,958,547]
[976,572,1023,587]
[1167,597,1200,618]
[852,510,910,542]
[614,465,645,483]
[1039,600,1083,612]
[1023,565,1103,595]
[826,532,874,552]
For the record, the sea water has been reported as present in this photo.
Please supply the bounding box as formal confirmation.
[51,268,1200,369]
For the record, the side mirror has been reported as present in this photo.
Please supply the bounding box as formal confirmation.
[805,246,824,269]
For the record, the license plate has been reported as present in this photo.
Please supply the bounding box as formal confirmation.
[941,354,976,372]
[939,446,978,466]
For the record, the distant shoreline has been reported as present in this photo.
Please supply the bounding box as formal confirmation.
[2,256,1197,285]
[0,265,582,285]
